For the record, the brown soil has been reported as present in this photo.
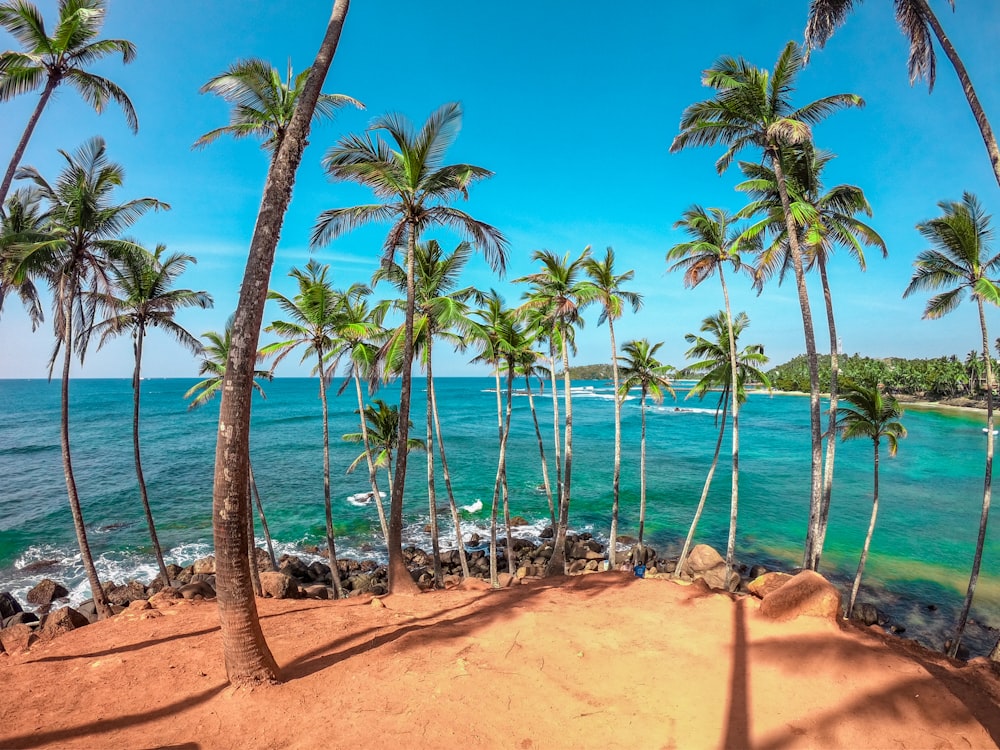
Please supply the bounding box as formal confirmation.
[2,573,999,749]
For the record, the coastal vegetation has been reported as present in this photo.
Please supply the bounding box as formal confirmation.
[1,0,1000,688]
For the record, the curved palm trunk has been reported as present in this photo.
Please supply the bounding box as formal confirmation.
[949,299,995,657]
[132,328,170,584]
[425,344,444,587]
[0,77,56,213]
[914,0,1000,189]
[847,438,880,619]
[638,390,648,546]
[211,0,349,685]
[719,268,740,587]
[771,149,824,572]
[353,363,389,543]
[608,317,623,568]
[547,333,574,576]
[525,375,556,528]
[815,255,840,561]
[489,361,516,585]
[248,463,277,570]
[317,353,344,598]
[428,358,470,578]
[386,224,421,595]
[675,397,729,577]
[60,304,111,620]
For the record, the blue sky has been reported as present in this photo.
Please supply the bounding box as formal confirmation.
[2,1,999,378]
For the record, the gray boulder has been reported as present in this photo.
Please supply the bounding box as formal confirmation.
[26,578,69,609]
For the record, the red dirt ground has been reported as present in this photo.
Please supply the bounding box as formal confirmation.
[1,572,999,749]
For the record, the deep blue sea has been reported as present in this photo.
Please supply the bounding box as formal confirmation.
[1,377,998,654]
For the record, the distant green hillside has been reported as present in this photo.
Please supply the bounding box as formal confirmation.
[561,363,614,380]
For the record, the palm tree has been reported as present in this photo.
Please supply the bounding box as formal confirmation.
[836,379,906,619]
[194,57,362,154]
[0,187,44,327]
[205,1,350,685]
[804,0,1000,189]
[375,239,478,583]
[184,317,277,572]
[904,192,1000,658]
[515,248,595,575]
[584,247,642,568]
[312,102,507,594]
[343,398,424,494]
[91,244,212,585]
[675,312,770,585]
[327,283,391,545]
[671,40,864,571]
[7,137,165,621]
[668,206,749,583]
[0,0,137,210]
[617,339,675,550]
[965,349,983,396]
[738,145,887,562]
[515,348,556,530]
[262,260,345,598]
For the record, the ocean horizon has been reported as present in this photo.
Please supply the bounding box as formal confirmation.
[1,376,998,655]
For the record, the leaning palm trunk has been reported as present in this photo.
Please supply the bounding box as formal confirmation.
[385,225,421,594]
[949,300,995,657]
[675,397,729,577]
[428,359,470,578]
[771,150,824,571]
[608,316,623,568]
[846,438,880,619]
[248,463,276,570]
[131,329,170,584]
[211,0,349,685]
[637,390,649,545]
[719,269,740,586]
[0,77,57,212]
[548,349,563,530]
[502,365,516,574]
[60,305,111,620]
[547,334,574,576]
[317,354,344,598]
[913,0,1000,189]
[525,375,556,528]
[353,363,389,543]
[425,346,444,587]
[815,255,840,561]
[488,364,515,586]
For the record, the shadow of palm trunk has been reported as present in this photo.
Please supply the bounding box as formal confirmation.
[723,596,751,748]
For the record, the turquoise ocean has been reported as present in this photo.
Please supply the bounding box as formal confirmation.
[1,377,998,655]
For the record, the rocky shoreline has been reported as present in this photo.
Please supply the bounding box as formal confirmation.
[4,526,981,662]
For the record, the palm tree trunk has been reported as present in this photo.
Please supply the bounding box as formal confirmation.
[211,0,349,685]
[247,494,263,597]
[353,363,389,543]
[846,439,880,618]
[815,255,840,561]
[248,463,276,570]
[770,147,824,572]
[914,0,1000,189]
[0,77,56,213]
[719,268,739,587]
[503,363,516,574]
[547,334,573,576]
[60,304,111,620]
[638,391,648,546]
[489,361,516,585]
[608,317,622,568]
[132,328,170,584]
[525,375,556,529]
[949,299,995,657]
[425,343,444,587]
[428,356,470,578]
[386,222,421,595]
[318,352,344,598]
[549,348,563,531]
[675,397,729,577]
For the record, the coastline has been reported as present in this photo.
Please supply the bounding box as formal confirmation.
[756,387,990,414]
